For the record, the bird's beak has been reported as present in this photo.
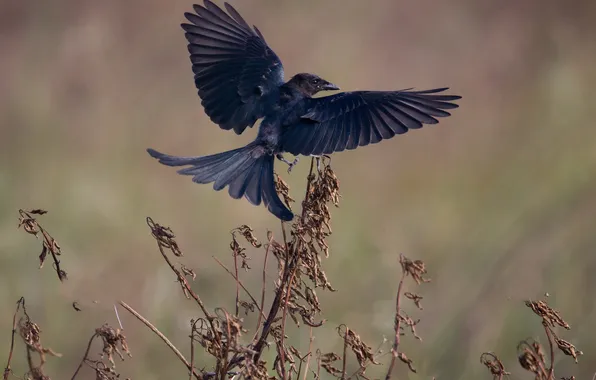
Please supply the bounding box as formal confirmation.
[322,82,340,91]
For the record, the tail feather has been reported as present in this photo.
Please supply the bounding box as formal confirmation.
[147,146,294,221]
[213,153,255,190]
[183,152,242,183]
[244,164,263,206]
[228,162,258,200]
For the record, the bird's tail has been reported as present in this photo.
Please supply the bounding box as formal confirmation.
[147,145,294,221]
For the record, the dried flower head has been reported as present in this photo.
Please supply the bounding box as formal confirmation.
[480,352,510,379]
[525,300,570,329]
[517,339,546,376]
[337,325,379,369]
[319,351,342,377]
[400,255,430,285]
[147,217,183,257]
[95,324,132,368]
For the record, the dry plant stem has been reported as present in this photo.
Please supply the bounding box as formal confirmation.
[385,263,407,380]
[544,324,555,380]
[219,309,233,380]
[278,251,299,380]
[213,257,266,320]
[70,333,99,380]
[119,301,202,379]
[3,297,25,380]
[25,345,34,374]
[254,234,272,341]
[190,321,197,380]
[302,327,314,380]
[341,327,349,380]
[43,228,65,280]
[153,227,214,322]
[316,350,322,380]
[252,158,316,364]
[234,248,240,316]
[149,218,223,354]
[18,209,66,281]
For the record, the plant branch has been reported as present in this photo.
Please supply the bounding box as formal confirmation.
[118,301,202,379]
[385,257,407,380]
[3,297,25,380]
[70,333,98,380]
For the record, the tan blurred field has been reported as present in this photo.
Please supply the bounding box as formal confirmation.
[2,0,596,378]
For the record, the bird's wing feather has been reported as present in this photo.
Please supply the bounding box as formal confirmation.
[281,88,461,156]
[183,1,285,134]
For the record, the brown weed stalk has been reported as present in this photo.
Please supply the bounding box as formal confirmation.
[17,209,67,281]
[481,297,582,380]
[70,323,132,380]
[116,158,342,380]
[3,297,62,380]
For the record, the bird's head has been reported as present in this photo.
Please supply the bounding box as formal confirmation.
[288,73,339,96]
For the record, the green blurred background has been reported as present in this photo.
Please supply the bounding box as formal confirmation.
[2,0,596,378]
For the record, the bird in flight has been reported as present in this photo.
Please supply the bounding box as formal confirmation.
[148,1,462,221]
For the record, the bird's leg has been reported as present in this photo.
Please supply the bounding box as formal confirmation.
[276,153,300,173]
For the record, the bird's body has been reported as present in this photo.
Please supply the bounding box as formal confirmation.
[148,1,462,221]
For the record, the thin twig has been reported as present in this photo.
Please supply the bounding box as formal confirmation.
[316,350,322,380]
[70,333,99,380]
[544,324,555,380]
[150,219,213,320]
[253,158,317,364]
[18,209,67,281]
[341,326,349,380]
[3,297,25,380]
[385,258,407,380]
[213,256,266,320]
[233,246,240,316]
[219,309,233,380]
[302,327,314,380]
[189,320,198,380]
[118,301,202,379]
[254,233,272,341]
[147,217,222,353]
[251,225,291,361]
[113,304,124,330]
[279,263,299,380]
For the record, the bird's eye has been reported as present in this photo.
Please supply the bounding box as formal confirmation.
[313,79,320,84]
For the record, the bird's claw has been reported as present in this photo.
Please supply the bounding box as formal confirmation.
[276,154,300,174]
[287,157,299,173]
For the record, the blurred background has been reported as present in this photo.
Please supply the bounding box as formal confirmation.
[2,0,596,378]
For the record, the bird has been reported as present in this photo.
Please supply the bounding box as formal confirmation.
[147,0,462,221]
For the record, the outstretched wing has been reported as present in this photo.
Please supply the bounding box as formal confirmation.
[182,1,285,134]
[281,88,461,156]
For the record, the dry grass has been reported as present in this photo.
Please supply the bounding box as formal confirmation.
[4,159,584,379]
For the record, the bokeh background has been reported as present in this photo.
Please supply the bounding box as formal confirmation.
[2,0,596,378]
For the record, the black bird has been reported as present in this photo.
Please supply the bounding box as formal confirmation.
[148,1,462,221]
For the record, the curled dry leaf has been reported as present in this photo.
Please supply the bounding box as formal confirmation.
[275,174,295,210]
[480,352,510,379]
[555,338,583,363]
[18,209,67,281]
[397,352,416,373]
[147,217,183,257]
[404,292,423,310]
